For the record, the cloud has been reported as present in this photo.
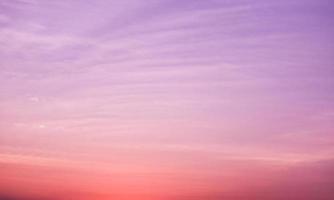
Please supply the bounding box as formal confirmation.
[0,1,333,200]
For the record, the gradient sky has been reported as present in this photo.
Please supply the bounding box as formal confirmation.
[0,0,334,200]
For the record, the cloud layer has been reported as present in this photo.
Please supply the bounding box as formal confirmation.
[0,0,334,199]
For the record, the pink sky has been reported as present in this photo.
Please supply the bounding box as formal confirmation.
[0,0,334,199]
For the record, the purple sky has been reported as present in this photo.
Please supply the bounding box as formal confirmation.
[0,0,334,199]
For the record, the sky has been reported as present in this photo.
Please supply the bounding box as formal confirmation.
[0,0,334,199]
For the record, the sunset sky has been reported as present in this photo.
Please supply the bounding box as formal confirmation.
[0,0,333,199]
